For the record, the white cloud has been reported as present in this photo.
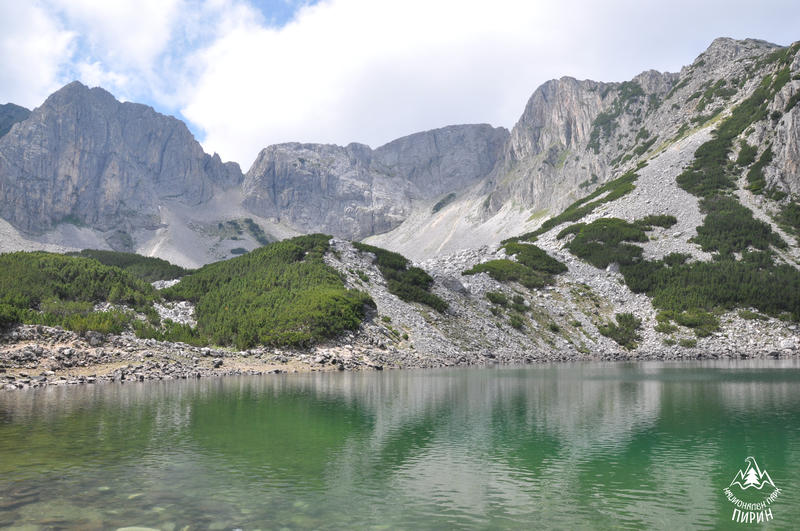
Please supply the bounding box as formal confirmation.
[51,0,182,67]
[75,61,131,90]
[1,0,799,170]
[183,0,561,166]
[181,0,800,168]
[0,2,74,108]
[45,0,187,101]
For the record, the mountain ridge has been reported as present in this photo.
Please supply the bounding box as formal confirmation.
[0,37,798,267]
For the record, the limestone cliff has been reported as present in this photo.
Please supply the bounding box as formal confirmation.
[0,82,242,239]
[242,124,508,239]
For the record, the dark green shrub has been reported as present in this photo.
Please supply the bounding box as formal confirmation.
[677,71,788,198]
[62,310,130,335]
[621,253,800,320]
[579,175,599,188]
[514,170,639,241]
[633,137,657,156]
[588,82,644,152]
[695,79,737,112]
[745,147,773,194]
[654,321,678,334]
[557,223,585,239]
[68,249,189,282]
[736,141,758,167]
[353,242,448,312]
[0,303,20,330]
[663,253,690,267]
[635,215,678,230]
[511,301,527,314]
[243,218,271,246]
[165,235,374,349]
[486,291,508,306]
[693,195,785,257]
[432,193,456,213]
[778,201,800,235]
[674,309,720,337]
[739,310,768,321]
[463,260,550,289]
[665,78,690,99]
[0,251,155,312]
[133,320,205,346]
[598,313,642,349]
[503,242,567,274]
[563,218,647,269]
[509,314,525,330]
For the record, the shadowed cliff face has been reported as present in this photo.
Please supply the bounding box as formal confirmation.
[0,82,242,234]
[242,124,509,239]
[0,103,30,139]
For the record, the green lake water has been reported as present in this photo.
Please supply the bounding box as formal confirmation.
[1,360,799,529]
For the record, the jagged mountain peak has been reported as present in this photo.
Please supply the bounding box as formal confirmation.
[38,81,202,145]
[0,80,243,242]
[681,37,782,78]
[44,79,112,102]
[703,36,779,60]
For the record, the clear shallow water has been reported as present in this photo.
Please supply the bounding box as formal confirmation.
[1,360,799,530]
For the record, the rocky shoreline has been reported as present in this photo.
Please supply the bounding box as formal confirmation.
[2,322,798,392]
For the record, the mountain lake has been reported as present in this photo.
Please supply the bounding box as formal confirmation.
[1,360,798,529]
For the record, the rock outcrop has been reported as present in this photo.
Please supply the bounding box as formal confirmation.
[242,124,508,239]
[482,71,678,216]
[0,82,242,240]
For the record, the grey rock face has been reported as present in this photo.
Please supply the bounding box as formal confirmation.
[243,124,508,239]
[0,82,242,236]
[483,71,677,215]
[373,124,508,199]
[0,103,30,139]
[508,77,606,162]
[771,49,800,196]
[483,77,611,214]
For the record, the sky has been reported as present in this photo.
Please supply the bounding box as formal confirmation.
[1,1,799,169]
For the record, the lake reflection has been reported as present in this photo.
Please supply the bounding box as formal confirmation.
[1,360,799,529]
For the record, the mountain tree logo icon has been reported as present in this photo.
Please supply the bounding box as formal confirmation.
[729,457,776,491]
